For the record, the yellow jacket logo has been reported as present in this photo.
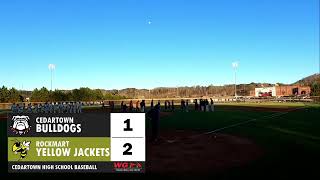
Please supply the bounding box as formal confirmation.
[12,140,31,160]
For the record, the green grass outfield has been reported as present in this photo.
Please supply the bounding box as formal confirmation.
[1,102,320,178]
[215,101,311,107]
[156,103,320,178]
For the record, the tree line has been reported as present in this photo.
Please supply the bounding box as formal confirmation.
[295,73,320,96]
[0,86,127,103]
[115,84,260,98]
[115,82,320,98]
[311,82,320,96]
[1,79,320,103]
[0,86,23,103]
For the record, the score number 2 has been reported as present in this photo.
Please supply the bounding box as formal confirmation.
[123,119,132,155]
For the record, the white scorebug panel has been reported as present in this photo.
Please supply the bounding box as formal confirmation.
[110,113,145,161]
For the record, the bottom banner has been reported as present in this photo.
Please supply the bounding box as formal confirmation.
[8,162,145,173]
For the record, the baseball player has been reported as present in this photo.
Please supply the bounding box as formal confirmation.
[186,99,189,112]
[69,102,73,113]
[210,98,214,112]
[49,102,54,113]
[58,102,62,113]
[18,104,24,114]
[171,100,174,112]
[136,100,140,112]
[164,100,168,110]
[53,102,58,113]
[147,104,160,142]
[194,99,198,111]
[110,101,114,112]
[121,101,124,111]
[11,103,17,114]
[72,102,75,113]
[69,102,74,113]
[36,104,41,113]
[140,100,145,112]
[74,102,77,113]
[129,100,133,112]
[27,103,32,113]
[150,99,154,108]
[41,103,45,113]
[78,102,82,113]
[63,102,67,113]
[44,103,49,113]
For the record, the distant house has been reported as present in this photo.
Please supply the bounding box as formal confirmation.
[250,85,311,97]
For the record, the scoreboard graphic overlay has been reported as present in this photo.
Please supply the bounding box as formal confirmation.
[7,113,145,173]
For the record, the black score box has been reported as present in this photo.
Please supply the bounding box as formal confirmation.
[7,112,146,173]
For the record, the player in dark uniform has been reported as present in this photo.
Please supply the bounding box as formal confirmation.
[140,100,145,112]
[102,102,105,110]
[120,101,124,112]
[171,100,174,112]
[147,104,160,142]
[129,100,133,112]
[136,100,140,112]
[111,101,115,112]
[150,99,154,108]
[122,104,128,112]
[200,99,204,112]
[181,99,185,111]
[108,101,111,112]
[194,99,198,111]
[186,99,189,112]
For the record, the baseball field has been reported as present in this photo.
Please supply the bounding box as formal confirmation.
[1,102,320,178]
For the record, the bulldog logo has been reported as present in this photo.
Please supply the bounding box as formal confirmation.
[10,116,31,135]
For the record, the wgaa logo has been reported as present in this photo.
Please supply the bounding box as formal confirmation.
[10,116,31,135]
[113,162,143,172]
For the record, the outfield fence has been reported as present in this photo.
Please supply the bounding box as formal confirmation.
[311,96,320,102]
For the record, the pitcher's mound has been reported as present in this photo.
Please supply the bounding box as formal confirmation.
[146,130,263,174]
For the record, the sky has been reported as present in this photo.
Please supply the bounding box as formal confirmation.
[0,0,319,90]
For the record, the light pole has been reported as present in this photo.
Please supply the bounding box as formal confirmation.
[176,86,179,97]
[232,62,239,97]
[48,64,56,91]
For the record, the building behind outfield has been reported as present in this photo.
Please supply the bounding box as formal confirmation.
[250,85,311,97]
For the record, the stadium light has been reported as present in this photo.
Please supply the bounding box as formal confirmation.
[232,61,239,97]
[176,86,179,97]
[48,64,56,91]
